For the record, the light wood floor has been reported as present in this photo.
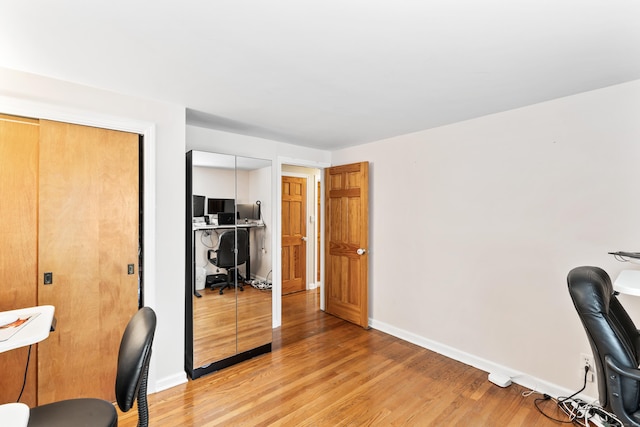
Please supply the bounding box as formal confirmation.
[120,290,565,426]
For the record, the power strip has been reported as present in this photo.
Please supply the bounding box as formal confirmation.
[589,414,606,427]
[589,411,621,427]
[568,400,621,427]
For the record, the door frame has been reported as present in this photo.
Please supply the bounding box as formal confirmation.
[276,157,330,327]
[0,94,158,392]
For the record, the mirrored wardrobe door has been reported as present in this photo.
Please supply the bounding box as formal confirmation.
[186,151,273,379]
[235,156,273,354]
[188,151,238,372]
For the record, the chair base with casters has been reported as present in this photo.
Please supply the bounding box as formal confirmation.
[206,273,227,292]
[218,267,244,294]
[207,228,250,295]
[28,307,156,427]
[568,266,640,427]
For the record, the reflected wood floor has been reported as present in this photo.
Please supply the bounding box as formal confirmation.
[193,284,272,367]
[120,290,564,426]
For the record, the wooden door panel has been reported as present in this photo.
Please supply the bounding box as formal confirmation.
[282,246,291,282]
[0,114,39,406]
[325,162,369,328]
[281,176,306,294]
[37,120,139,404]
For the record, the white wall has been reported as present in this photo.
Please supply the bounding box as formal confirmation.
[332,79,640,398]
[247,166,273,281]
[0,67,187,392]
[193,166,235,200]
[186,125,331,163]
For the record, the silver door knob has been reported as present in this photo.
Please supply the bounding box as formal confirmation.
[301,236,308,242]
[356,248,366,255]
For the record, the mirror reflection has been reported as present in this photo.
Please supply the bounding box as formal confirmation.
[188,151,272,374]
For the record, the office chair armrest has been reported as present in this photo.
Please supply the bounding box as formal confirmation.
[604,355,640,427]
[605,355,640,381]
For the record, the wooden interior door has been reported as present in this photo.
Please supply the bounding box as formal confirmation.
[281,176,307,294]
[324,162,369,328]
[0,114,39,406]
[37,120,139,403]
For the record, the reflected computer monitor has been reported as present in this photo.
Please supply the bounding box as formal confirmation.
[192,195,205,218]
[236,203,259,221]
[207,198,235,215]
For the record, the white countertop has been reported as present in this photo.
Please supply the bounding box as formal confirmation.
[0,403,29,427]
[0,305,55,353]
[613,270,640,297]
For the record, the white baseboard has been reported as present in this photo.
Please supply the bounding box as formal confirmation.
[154,372,188,393]
[369,318,597,402]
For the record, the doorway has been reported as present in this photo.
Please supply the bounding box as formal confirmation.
[280,165,322,306]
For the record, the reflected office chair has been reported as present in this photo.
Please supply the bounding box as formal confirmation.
[28,307,157,427]
[208,228,249,295]
[568,266,640,426]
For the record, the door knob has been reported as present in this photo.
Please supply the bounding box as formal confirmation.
[356,248,366,255]
[301,236,308,242]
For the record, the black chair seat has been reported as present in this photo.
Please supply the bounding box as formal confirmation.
[28,398,117,427]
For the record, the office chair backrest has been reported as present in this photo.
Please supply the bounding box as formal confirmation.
[115,307,157,415]
[236,228,249,265]
[567,266,640,413]
[215,229,249,268]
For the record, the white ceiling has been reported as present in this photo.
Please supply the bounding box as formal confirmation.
[1,1,639,150]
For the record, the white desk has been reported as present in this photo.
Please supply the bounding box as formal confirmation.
[0,305,55,353]
[0,305,55,427]
[613,270,640,296]
[0,403,29,427]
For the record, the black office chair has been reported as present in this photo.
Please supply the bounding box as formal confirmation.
[568,266,640,426]
[208,229,249,295]
[28,307,157,427]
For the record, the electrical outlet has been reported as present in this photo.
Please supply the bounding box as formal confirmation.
[580,353,595,382]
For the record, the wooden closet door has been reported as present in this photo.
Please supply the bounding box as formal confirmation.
[0,114,39,406]
[37,120,139,403]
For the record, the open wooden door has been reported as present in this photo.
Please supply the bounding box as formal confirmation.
[324,162,369,328]
[281,176,307,294]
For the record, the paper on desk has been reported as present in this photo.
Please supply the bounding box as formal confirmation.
[0,312,40,342]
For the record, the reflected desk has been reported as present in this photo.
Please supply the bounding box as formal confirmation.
[0,305,55,427]
[193,222,265,293]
